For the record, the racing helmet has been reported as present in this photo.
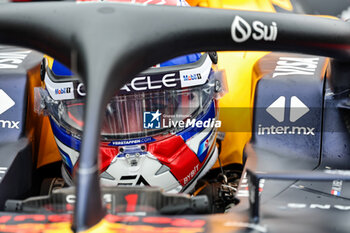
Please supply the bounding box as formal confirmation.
[36,52,226,193]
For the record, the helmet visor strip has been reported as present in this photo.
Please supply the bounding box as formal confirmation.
[36,53,226,140]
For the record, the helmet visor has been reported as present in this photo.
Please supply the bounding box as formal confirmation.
[41,76,221,140]
[36,53,227,140]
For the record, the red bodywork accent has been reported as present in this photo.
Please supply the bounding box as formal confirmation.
[105,214,139,223]
[47,214,72,222]
[14,215,45,222]
[0,216,11,223]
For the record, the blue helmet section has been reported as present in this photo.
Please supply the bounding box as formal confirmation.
[50,117,81,152]
[51,59,73,76]
[177,101,215,142]
[159,53,202,67]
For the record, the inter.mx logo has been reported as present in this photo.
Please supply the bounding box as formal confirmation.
[0,89,19,130]
[143,110,161,129]
[257,96,315,136]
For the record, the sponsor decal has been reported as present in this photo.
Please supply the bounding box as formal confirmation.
[183,73,202,81]
[44,73,75,100]
[231,16,278,43]
[124,194,138,212]
[76,83,86,96]
[117,175,150,186]
[183,164,199,185]
[257,96,315,136]
[120,73,179,93]
[257,125,315,136]
[109,137,155,146]
[0,90,15,115]
[179,55,212,88]
[0,50,31,69]
[273,57,319,78]
[74,73,180,96]
[287,203,350,210]
[331,180,343,196]
[0,120,20,129]
[0,91,20,130]
[55,87,71,95]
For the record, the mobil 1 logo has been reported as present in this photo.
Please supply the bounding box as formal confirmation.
[231,16,278,43]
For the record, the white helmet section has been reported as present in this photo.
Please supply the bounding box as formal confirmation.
[44,72,75,100]
[100,127,218,193]
[100,152,183,193]
[180,54,212,88]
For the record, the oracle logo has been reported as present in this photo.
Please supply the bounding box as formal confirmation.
[120,73,178,92]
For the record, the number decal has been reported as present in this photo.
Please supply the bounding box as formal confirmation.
[125,194,138,212]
